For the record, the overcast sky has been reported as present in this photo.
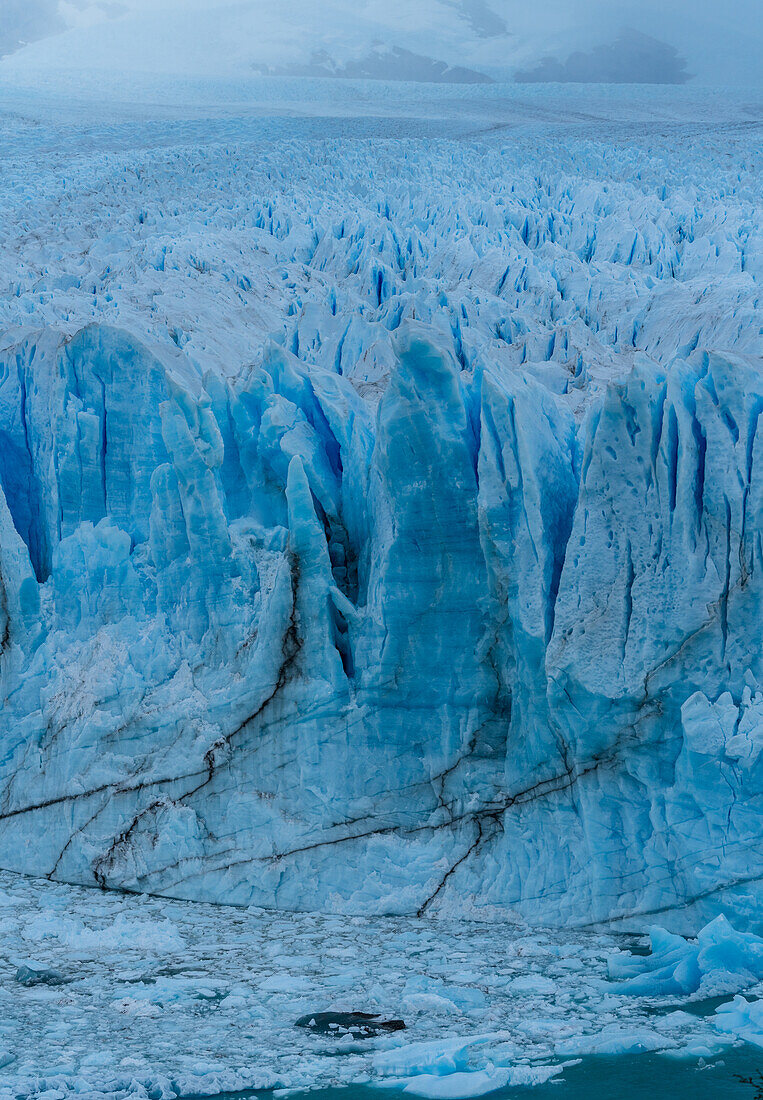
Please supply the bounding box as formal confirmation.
[0,0,760,84]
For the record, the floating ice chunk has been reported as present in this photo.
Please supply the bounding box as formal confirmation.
[81,1050,117,1067]
[374,1034,512,1078]
[22,912,186,954]
[14,963,67,987]
[403,976,486,1011]
[610,916,763,997]
[713,996,763,1048]
[393,1063,567,1097]
[403,993,465,1017]
[397,1067,513,1098]
[559,1024,677,1056]
[258,974,313,994]
[509,975,557,995]
[116,997,162,1018]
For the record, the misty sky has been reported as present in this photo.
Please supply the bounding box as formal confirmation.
[0,0,760,84]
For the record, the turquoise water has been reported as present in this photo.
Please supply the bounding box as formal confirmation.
[502,1049,763,1097]
[205,1047,763,1100]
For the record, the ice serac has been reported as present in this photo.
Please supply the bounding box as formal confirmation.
[0,317,761,930]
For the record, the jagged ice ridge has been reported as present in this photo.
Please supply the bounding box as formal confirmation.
[0,94,761,931]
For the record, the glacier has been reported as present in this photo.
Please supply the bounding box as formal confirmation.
[0,83,761,940]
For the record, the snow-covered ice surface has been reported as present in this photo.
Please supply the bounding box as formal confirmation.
[0,79,762,934]
[0,868,762,1099]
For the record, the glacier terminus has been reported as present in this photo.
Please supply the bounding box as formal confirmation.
[0,84,761,937]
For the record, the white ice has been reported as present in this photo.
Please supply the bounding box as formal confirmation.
[0,81,760,932]
[0,68,761,1100]
[0,870,757,1099]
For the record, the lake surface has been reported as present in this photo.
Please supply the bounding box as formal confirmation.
[204,1048,763,1100]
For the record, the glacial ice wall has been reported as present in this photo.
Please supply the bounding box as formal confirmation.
[0,99,760,930]
[1,326,760,928]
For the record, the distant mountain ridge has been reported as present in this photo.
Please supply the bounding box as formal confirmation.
[516,30,691,85]
[0,2,760,93]
[253,45,494,85]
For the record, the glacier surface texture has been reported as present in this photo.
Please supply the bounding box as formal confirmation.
[0,86,761,931]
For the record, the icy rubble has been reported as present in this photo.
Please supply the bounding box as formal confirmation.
[610,915,763,998]
[0,869,758,1099]
[0,94,761,930]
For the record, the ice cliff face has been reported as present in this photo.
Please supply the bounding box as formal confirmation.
[1,328,760,928]
[0,95,760,930]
